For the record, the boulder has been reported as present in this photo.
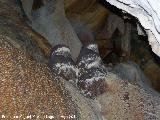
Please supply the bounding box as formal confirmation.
[0,35,101,120]
[0,36,78,119]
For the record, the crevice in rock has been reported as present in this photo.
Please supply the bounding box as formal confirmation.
[98,0,160,92]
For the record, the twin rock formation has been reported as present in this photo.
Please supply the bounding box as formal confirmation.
[1,35,160,119]
[0,0,160,119]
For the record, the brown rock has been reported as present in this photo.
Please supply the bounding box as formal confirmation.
[65,0,108,32]
[0,0,51,59]
[143,59,160,92]
[0,36,79,120]
[96,37,112,59]
[97,73,160,120]
[76,44,107,98]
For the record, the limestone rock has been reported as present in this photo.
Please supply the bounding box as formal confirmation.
[143,59,160,92]
[97,73,160,120]
[0,35,102,120]
[0,35,79,119]
[77,44,107,98]
[96,35,112,59]
[96,13,131,59]
[64,81,103,120]
[112,61,151,87]
[21,0,82,61]
[0,0,51,60]
[105,0,160,57]
[71,21,95,45]
[65,0,109,32]
[50,45,78,81]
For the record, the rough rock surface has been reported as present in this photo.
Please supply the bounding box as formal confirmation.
[0,35,102,120]
[1,1,160,120]
[50,45,78,81]
[65,0,108,32]
[0,0,51,60]
[97,73,160,120]
[112,62,151,87]
[143,59,160,92]
[105,0,160,57]
[21,0,82,61]
[77,44,107,98]
[0,35,79,120]
[64,81,103,120]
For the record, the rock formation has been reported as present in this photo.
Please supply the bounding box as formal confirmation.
[0,35,101,120]
[21,0,82,61]
[50,45,78,81]
[105,0,160,57]
[1,0,160,120]
[0,0,52,60]
[77,44,107,98]
[97,73,160,120]
[65,0,108,32]
[0,35,78,119]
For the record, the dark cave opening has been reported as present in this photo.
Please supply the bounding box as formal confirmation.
[32,0,44,11]
[98,0,160,92]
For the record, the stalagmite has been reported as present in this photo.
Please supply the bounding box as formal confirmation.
[21,0,82,60]
[121,22,131,58]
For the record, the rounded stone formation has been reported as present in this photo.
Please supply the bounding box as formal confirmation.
[77,44,108,98]
[50,45,78,81]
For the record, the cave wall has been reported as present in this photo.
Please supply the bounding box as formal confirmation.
[105,0,160,57]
